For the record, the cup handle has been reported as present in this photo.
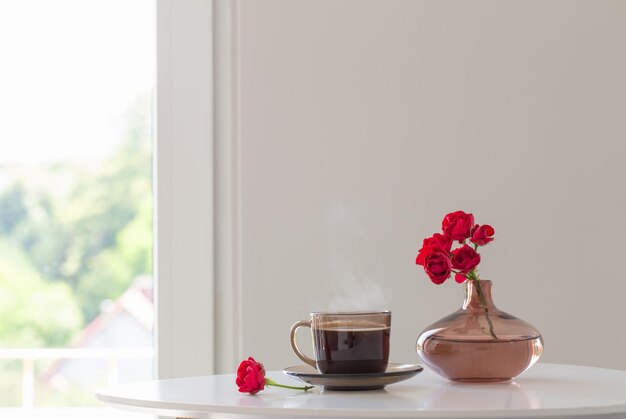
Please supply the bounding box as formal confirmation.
[290,320,316,368]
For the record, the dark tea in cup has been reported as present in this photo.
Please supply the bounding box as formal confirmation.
[290,311,391,374]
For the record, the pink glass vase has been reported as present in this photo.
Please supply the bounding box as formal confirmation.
[416,280,543,382]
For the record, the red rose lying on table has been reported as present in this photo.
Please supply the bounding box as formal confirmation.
[236,357,313,394]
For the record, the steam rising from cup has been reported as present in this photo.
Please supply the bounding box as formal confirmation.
[324,203,390,312]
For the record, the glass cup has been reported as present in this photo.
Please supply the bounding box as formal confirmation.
[290,311,391,374]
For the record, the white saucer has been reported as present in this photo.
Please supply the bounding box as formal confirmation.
[283,363,423,391]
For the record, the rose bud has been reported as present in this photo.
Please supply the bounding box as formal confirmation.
[471,224,495,246]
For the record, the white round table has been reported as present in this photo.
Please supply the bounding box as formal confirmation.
[96,363,626,418]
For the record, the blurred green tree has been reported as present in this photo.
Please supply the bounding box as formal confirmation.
[0,239,82,347]
[0,93,152,346]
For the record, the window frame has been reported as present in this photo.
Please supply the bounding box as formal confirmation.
[155,0,241,378]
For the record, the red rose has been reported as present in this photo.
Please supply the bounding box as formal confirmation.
[442,211,475,241]
[451,245,481,273]
[471,224,495,246]
[416,246,432,266]
[236,357,266,394]
[423,251,452,285]
[423,233,453,253]
[416,233,452,266]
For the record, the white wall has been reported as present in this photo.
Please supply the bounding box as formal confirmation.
[235,0,626,372]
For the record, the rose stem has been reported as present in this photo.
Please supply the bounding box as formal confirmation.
[473,278,498,340]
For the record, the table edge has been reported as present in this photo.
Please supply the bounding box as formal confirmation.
[95,363,626,418]
[96,393,626,418]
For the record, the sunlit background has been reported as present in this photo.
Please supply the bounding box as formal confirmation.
[0,1,154,416]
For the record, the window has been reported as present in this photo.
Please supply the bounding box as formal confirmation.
[0,1,155,417]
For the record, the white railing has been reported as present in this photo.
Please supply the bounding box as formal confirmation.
[0,348,155,408]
